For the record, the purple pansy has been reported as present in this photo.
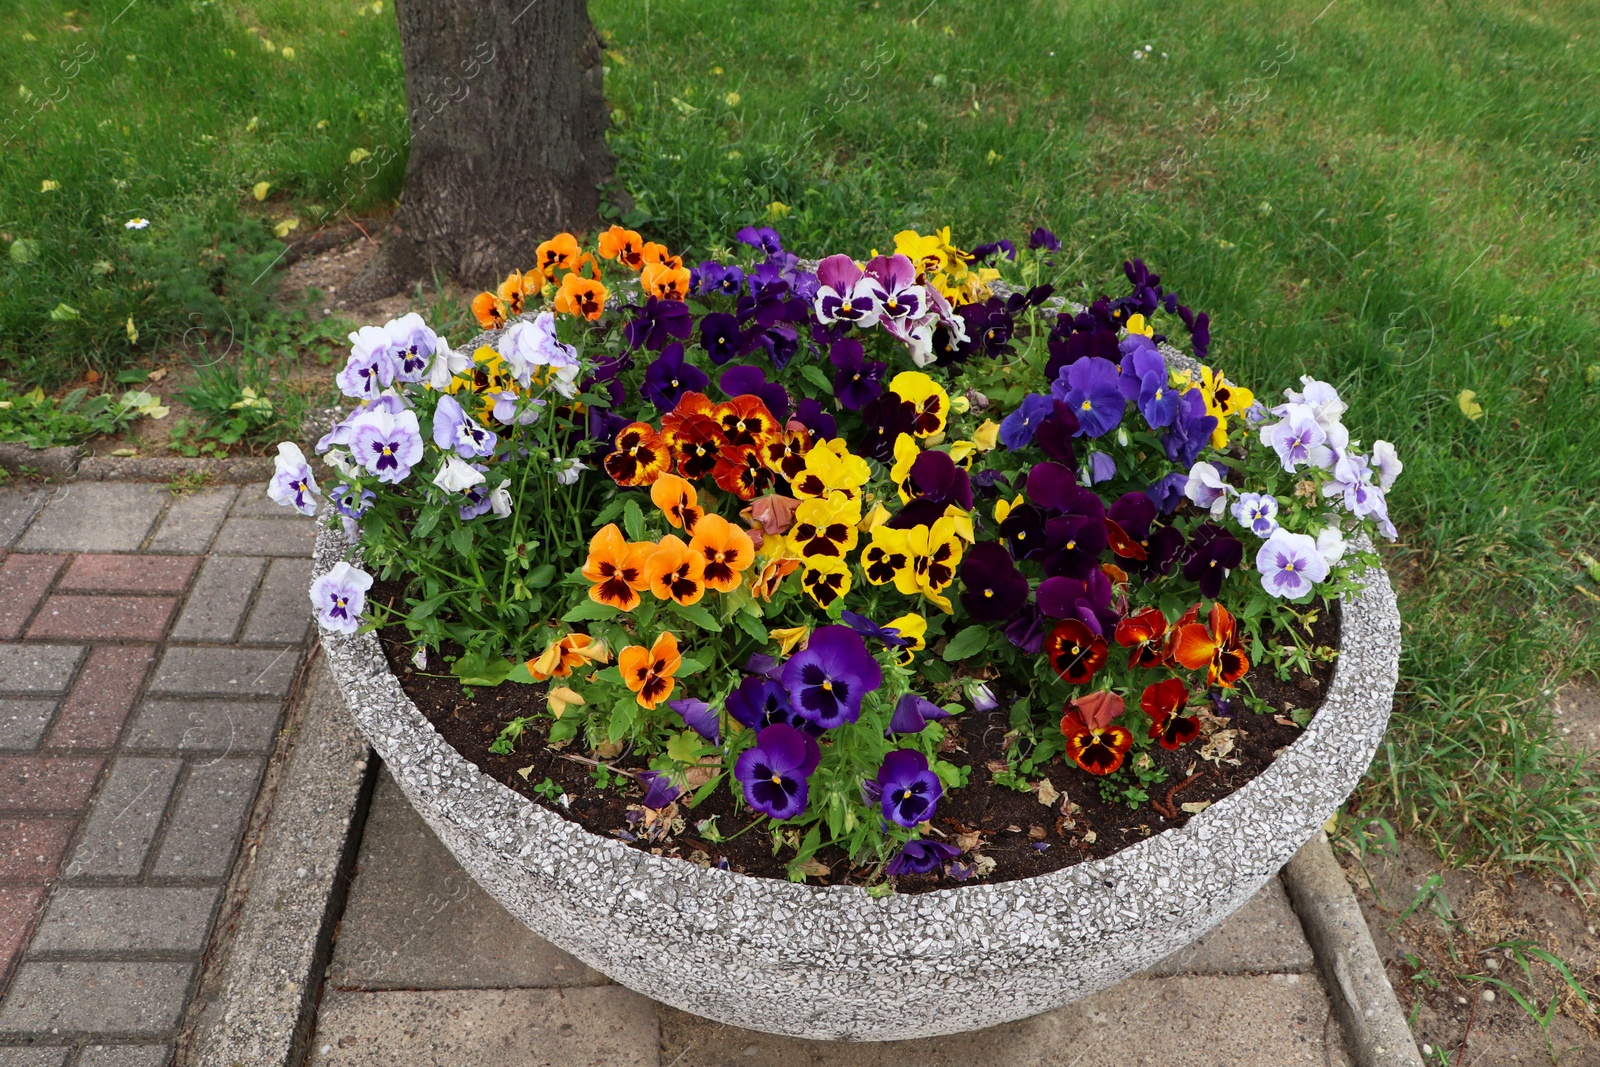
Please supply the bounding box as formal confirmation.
[1260,403,1333,473]
[1256,529,1330,599]
[734,226,783,255]
[267,442,320,516]
[733,724,820,820]
[1181,523,1244,599]
[812,254,884,328]
[887,694,954,735]
[856,393,919,462]
[431,393,498,459]
[624,298,694,352]
[829,338,887,411]
[699,312,744,365]
[643,343,709,412]
[864,254,925,323]
[780,625,883,730]
[999,393,1054,451]
[1033,400,1081,466]
[1052,356,1125,438]
[1005,605,1048,654]
[337,327,398,399]
[726,675,818,734]
[905,450,972,510]
[696,261,746,297]
[875,749,943,828]
[667,697,720,743]
[1028,227,1061,251]
[1231,492,1280,537]
[793,396,838,440]
[348,408,423,484]
[1036,570,1117,635]
[1163,388,1217,468]
[959,542,1029,622]
[1145,471,1190,514]
[719,365,790,420]
[637,771,681,810]
[842,610,910,648]
[309,561,372,635]
[886,839,961,876]
[970,239,1017,263]
[1084,451,1116,485]
[1108,491,1185,577]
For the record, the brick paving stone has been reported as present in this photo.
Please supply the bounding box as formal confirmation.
[44,647,156,751]
[0,758,102,813]
[122,700,283,756]
[211,517,316,557]
[75,1047,172,1067]
[16,485,167,554]
[0,1045,69,1066]
[0,886,48,983]
[146,486,237,554]
[56,556,196,596]
[0,556,66,641]
[0,646,85,696]
[0,702,55,752]
[0,961,193,1034]
[151,759,265,881]
[0,487,47,551]
[0,819,76,882]
[167,556,265,644]
[62,759,181,879]
[228,487,292,519]
[30,886,220,955]
[240,558,313,646]
[25,597,176,643]
[147,647,298,699]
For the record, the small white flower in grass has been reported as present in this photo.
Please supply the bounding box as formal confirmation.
[489,479,513,517]
[1256,529,1329,599]
[124,217,149,230]
[267,441,320,515]
[1315,526,1347,566]
[310,561,372,635]
[432,455,487,494]
[552,457,588,486]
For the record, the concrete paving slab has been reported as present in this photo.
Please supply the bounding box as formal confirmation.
[150,758,265,880]
[0,701,55,752]
[658,973,1351,1067]
[15,485,166,553]
[63,758,182,879]
[0,961,193,1035]
[0,487,47,550]
[0,647,85,697]
[0,1047,69,1067]
[329,772,607,991]
[147,647,299,699]
[122,699,284,755]
[307,987,658,1067]
[30,887,220,954]
[147,487,236,554]
[74,1046,172,1067]
[1144,876,1315,976]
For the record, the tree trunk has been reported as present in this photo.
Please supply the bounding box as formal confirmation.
[352,0,614,299]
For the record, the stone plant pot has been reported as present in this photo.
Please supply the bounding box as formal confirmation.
[315,528,1401,1041]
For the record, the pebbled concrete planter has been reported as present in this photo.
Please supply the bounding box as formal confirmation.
[315,528,1400,1041]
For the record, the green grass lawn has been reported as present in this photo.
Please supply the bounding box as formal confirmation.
[4,0,1599,875]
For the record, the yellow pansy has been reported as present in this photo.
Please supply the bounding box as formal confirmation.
[1124,313,1154,338]
[769,625,810,656]
[889,371,950,437]
[1185,365,1256,449]
[860,525,911,586]
[893,229,948,278]
[898,517,963,613]
[858,502,891,533]
[972,419,1000,451]
[994,493,1024,526]
[890,433,920,502]
[790,438,870,504]
[942,504,975,545]
[788,496,862,564]
[800,559,852,608]
[885,612,927,665]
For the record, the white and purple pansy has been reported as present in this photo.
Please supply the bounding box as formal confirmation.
[348,408,423,484]
[337,325,399,399]
[1230,491,1279,537]
[1183,460,1235,519]
[1324,451,1384,518]
[499,310,579,391]
[863,253,925,323]
[812,253,885,329]
[1255,528,1329,599]
[383,312,439,383]
[431,393,498,459]
[426,338,472,391]
[266,442,320,516]
[1259,403,1334,473]
[309,561,373,635]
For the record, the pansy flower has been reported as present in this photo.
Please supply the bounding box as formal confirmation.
[1033,399,1081,466]
[1036,571,1117,636]
[997,499,1047,560]
[641,261,692,301]
[1142,678,1199,750]
[958,541,1028,622]
[999,393,1053,451]
[1163,389,1219,468]
[887,693,954,735]
[309,561,372,635]
[1255,528,1329,599]
[1060,691,1132,776]
[348,408,423,484]
[734,724,821,820]
[1114,607,1169,669]
[645,535,708,606]
[748,554,801,601]
[812,253,885,328]
[800,559,852,608]
[661,393,725,480]
[699,312,744,365]
[719,365,790,421]
[471,290,508,329]
[1045,619,1108,685]
[650,474,703,533]
[603,422,670,487]
[874,749,943,828]
[864,253,926,322]
[1259,403,1333,472]
[598,225,645,269]
[829,338,887,411]
[1180,523,1244,599]
[899,517,964,610]
[1052,356,1125,439]
[626,299,694,353]
[1170,602,1250,688]
[712,444,776,500]
[581,524,654,611]
[268,442,320,516]
[734,225,784,255]
[619,631,682,710]
[790,439,871,504]
[726,675,814,734]
[431,393,498,460]
[856,392,919,462]
[889,371,950,437]
[535,232,582,275]
[337,328,398,399]
[385,312,440,383]
[861,525,911,586]
[714,394,781,448]
[527,633,610,682]
[886,839,961,876]
[781,625,883,729]
[687,513,755,592]
[788,496,860,563]
[1232,492,1280,538]
[553,273,608,320]
[1105,491,1184,577]
[759,424,813,481]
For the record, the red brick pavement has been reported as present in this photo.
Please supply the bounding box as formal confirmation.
[56,553,197,594]
[46,645,157,749]
[0,555,65,641]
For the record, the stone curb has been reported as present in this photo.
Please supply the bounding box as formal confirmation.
[1284,831,1424,1067]
[178,651,375,1067]
[0,445,276,485]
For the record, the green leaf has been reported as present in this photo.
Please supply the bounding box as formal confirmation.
[451,652,513,687]
[942,624,991,661]
[665,730,704,763]
[670,601,723,632]
[687,772,723,809]
[562,599,620,622]
[734,611,768,644]
[505,660,536,684]
[526,563,556,589]
[799,364,834,393]
[412,505,443,541]
[623,499,647,541]
[607,699,638,743]
[675,656,708,676]
[448,525,475,557]
[592,497,626,529]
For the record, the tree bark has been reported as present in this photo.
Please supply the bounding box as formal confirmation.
[352,0,614,299]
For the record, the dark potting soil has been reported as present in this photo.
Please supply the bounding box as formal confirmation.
[371,579,1340,892]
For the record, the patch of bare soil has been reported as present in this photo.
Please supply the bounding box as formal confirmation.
[1340,832,1600,1065]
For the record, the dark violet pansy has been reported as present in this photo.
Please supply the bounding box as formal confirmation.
[1036,570,1117,636]
[1145,471,1190,514]
[998,500,1047,560]
[842,610,910,648]
[1178,304,1211,362]
[743,653,781,678]
[887,693,954,735]
[961,297,1016,359]
[781,625,883,730]
[696,261,745,296]
[733,724,820,820]
[637,770,681,810]
[793,396,838,440]
[959,541,1029,622]
[999,393,1053,451]
[1163,389,1217,468]
[667,697,720,744]
[720,365,790,421]
[1023,461,1080,512]
[752,324,802,370]
[876,749,943,828]
[856,393,918,462]
[906,450,972,510]
[829,338,887,411]
[624,297,693,351]
[969,239,1017,263]
[886,839,961,876]
[1028,226,1061,251]
[642,343,709,412]
[1042,491,1109,580]
[734,226,784,255]
[1044,326,1120,385]
[727,674,815,734]
[1005,603,1048,654]
[1181,522,1244,599]
[1033,400,1081,466]
[1106,491,1185,577]
[699,312,744,366]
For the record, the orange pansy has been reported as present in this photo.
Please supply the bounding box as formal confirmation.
[619,631,682,710]
[535,232,582,276]
[640,242,683,270]
[713,395,781,448]
[748,556,800,601]
[554,273,608,320]
[581,524,654,612]
[649,473,703,533]
[688,513,755,592]
[662,393,725,479]
[496,268,543,317]
[603,422,670,487]
[527,632,610,681]
[712,444,776,500]
[1168,602,1250,688]
[644,535,707,606]
[598,225,645,270]
[641,261,691,301]
[1113,607,1169,669]
[471,291,506,329]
